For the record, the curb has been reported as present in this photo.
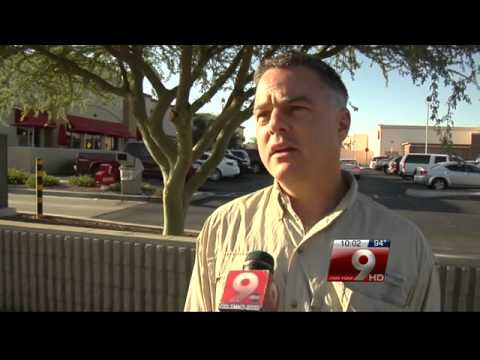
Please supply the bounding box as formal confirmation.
[8,187,215,203]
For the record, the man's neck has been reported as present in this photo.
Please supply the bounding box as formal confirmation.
[278,171,349,233]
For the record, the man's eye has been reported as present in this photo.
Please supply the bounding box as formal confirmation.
[256,112,270,123]
[290,106,306,113]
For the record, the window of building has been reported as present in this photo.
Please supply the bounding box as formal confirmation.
[16,127,39,147]
[84,134,102,150]
[104,136,119,151]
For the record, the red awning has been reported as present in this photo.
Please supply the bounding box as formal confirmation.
[14,109,55,128]
[67,114,134,138]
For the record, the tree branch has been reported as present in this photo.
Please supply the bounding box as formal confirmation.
[104,45,169,97]
[176,46,194,112]
[316,45,349,59]
[189,45,229,86]
[29,45,127,97]
[222,46,254,110]
[190,47,246,113]
[129,68,177,166]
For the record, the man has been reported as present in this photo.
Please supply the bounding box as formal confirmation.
[185,51,440,311]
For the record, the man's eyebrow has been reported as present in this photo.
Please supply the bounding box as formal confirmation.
[284,95,313,104]
[254,96,313,113]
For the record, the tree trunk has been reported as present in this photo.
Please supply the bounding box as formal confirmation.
[162,176,187,236]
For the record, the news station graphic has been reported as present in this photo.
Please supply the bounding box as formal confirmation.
[327,240,390,282]
[219,270,271,312]
[219,251,278,312]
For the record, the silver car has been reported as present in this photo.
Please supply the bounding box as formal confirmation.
[415,161,480,190]
[340,159,361,179]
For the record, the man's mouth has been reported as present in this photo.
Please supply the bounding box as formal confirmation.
[270,145,298,157]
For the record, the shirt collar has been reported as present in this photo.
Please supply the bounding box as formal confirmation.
[271,170,358,223]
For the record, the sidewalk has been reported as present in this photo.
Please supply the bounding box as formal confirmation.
[8,185,214,203]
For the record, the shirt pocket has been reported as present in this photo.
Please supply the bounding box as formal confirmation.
[344,271,412,311]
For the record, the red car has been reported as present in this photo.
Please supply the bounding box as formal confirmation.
[73,151,122,179]
[123,141,195,182]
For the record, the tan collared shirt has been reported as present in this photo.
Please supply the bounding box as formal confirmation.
[184,171,441,312]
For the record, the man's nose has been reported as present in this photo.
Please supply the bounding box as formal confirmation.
[268,108,289,135]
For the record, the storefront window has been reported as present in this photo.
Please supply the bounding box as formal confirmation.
[17,127,39,147]
[85,134,102,150]
[70,132,81,149]
[104,136,119,151]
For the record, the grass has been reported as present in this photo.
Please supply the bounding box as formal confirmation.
[7,168,29,185]
[26,174,60,188]
[67,175,97,187]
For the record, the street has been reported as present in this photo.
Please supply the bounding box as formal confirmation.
[8,169,480,255]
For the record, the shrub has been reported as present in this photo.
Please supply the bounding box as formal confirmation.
[108,182,121,192]
[67,175,96,187]
[142,182,156,193]
[7,168,29,185]
[26,174,60,188]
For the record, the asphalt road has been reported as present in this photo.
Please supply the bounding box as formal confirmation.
[8,169,480,255]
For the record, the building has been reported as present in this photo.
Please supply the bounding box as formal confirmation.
[341,133,374,165]
[368,124,480,159]
[0,94,133,151]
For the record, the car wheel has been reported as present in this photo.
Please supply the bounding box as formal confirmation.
[210,169,222,182]
[432,178,447,190]
[251,163,261,174]
[383,166,389,174]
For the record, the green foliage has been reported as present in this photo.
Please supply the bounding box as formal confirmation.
[108,182,120,192]
[67,175,96,187]
[141,182,156,193]
[26,174,60,188]
[7,168,29,185]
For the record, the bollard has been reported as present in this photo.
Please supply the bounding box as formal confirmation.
[36,158,44,219]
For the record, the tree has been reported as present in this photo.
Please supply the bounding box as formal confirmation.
[0,45,478,235]
[193,113,245,149]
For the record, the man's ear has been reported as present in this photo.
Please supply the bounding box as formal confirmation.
[338,108,351,144]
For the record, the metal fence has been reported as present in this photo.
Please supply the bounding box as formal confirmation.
[1,226,480,311]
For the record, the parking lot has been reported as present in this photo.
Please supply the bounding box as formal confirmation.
[9,167,480,256]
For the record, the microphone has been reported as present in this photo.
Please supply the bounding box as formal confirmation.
[219,251,279,312]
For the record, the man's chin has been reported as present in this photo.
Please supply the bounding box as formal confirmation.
[270,163,302,183]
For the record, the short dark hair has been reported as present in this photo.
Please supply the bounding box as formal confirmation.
[254,51,349,107]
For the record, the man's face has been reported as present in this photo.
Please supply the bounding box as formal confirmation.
[254,66,351,186]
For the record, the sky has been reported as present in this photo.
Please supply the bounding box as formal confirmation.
[145,52,480,143]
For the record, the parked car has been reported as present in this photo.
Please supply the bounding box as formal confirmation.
[414,161,480,190]
[226,149,251,175]
[369,156,389,170]
[123,141,196,181]
[245,148,267,174]
[340,159,361,179]
[193,152,240,181]
[73,150,125,178]
[398,153,462,178]
[386,156,403,175]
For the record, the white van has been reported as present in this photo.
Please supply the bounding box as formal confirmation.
[399,153,461,177]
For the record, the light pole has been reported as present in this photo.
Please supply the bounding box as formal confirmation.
[425,96,432,154]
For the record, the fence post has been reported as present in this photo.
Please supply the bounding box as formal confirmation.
[0,134,16,218]
[36,158,44,219]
